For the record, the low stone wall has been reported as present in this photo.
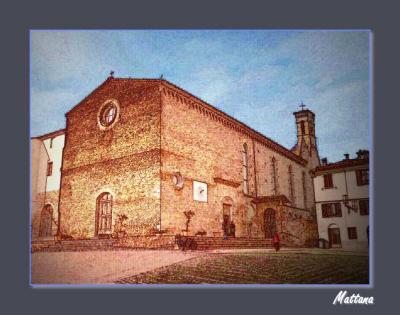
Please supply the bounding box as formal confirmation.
[31,240,56,253]
[113,234,176,249]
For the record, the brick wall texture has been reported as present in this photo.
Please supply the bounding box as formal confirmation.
[55,78,319,245]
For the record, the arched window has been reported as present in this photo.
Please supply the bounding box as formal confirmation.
[288,165,295,204]
[39,204,53,237]
[300,121,305,134]
[271,157,278,195]
[242,143,249,194]
[95,192,113,236]
[302,171,307,209]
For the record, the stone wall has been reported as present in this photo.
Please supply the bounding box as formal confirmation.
[59,79,162,238]
[160,85,318,239]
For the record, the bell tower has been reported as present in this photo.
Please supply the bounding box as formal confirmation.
[292,103,320,168]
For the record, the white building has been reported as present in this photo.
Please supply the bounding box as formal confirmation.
[312,150,369,250]
[31,129,65,239]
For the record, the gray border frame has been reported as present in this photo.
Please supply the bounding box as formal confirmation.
[2,0,397,314]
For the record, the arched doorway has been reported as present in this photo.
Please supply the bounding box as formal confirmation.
[95,192,113,237]
[264,208,276,239]
[222,197,234,237]
[328,224,341,248]
[39,204,53,237]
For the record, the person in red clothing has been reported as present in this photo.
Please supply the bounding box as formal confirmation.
[273,232,280,251]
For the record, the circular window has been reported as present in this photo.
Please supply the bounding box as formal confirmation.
[98,100,120,129]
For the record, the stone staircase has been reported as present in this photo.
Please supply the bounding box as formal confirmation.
[32,237,284,252]
[194,237,278,250]
[32,239,115,252]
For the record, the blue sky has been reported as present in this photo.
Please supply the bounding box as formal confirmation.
[30,30,370,162]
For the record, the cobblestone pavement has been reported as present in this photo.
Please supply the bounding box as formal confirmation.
[32,250,201,284]
[116,251,369,284]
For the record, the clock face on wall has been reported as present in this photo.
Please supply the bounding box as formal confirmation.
[193,181,207,202]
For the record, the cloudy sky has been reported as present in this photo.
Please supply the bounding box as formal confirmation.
[31,30,370,162]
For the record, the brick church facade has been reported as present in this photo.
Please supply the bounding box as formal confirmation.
[32,76,320,246]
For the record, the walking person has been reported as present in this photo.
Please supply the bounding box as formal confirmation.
[273,232,280,251]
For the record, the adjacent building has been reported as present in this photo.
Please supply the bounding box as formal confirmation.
[312,150,369,250]
[31,129,65,239]
[31,76,321,246]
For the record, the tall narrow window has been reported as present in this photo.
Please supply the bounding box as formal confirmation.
[288,165,295,204]
[47,161,53,176]
[356,169,369,185]
[49,137,53,148]
[271,157,278,195]
[300,121,305,134]
[359,199,369,215]
[302,171,307,209]
[323,173,333,188]
[242,143,249,194]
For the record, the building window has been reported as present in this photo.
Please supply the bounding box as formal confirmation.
[49,137,53,148]
[98,100,120,129]
[321,203,342,218]
[323,173,333,189]
[242,143,249,194]
[288,165,295,204]
[359,199,369,215]
[101,103,117,126]
[356,169,369,186]
[271,157,278,195]
[47,161,53,176]
[347,227,358,240]
[300,121,305,134]
[302,171,307,209]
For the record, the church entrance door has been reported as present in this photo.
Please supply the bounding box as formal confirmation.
[264,208,276,239]
[96,193,113,237]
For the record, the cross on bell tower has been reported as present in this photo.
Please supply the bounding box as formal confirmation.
[299,101,306,111]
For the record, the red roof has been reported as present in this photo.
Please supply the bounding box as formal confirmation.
[313,157,369,173]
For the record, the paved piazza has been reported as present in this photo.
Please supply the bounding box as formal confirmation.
[116,250,369,285]
[32,249,369,285]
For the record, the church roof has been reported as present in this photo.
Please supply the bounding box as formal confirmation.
[40,76,308,166]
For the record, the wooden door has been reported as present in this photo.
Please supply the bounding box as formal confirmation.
[328,227,342,248]
[97,193,112,236]
[264,208,276,239]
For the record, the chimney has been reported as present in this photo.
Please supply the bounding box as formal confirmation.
[321,158,328,165]
[357,150,369,159]
[344,153,350,160]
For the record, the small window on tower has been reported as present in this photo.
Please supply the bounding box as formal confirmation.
[300,121,305,134]
[47,161,53,176]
